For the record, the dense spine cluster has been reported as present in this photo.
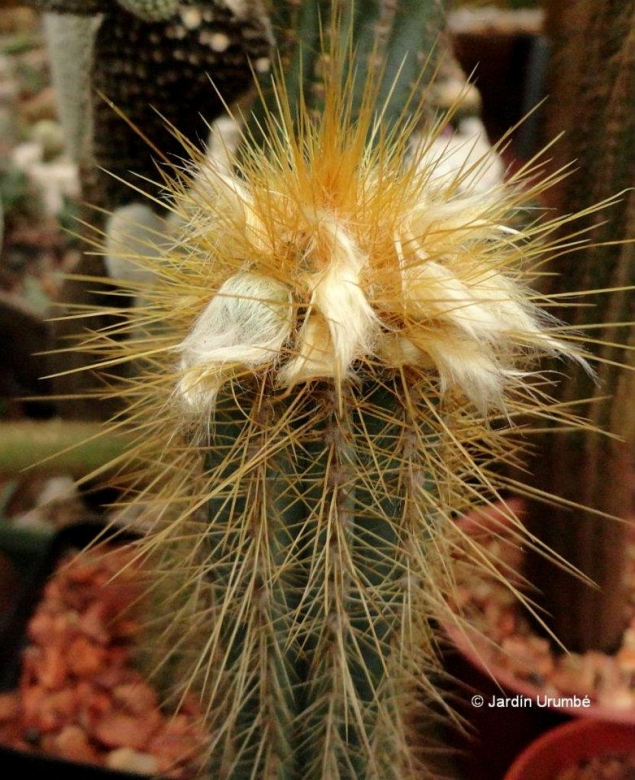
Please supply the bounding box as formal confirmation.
[62,4,626,779]
[90,46,603,776]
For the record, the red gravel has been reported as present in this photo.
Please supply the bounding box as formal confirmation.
[0,543,207,778]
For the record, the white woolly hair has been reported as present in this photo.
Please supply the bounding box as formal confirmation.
[105,202,170,287]
[169,116,588,417]
[278,217,380,387]
[178,272,293,414]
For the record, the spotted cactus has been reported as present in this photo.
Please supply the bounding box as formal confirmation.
[116,0,181,22]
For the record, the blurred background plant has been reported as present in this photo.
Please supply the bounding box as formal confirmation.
[520,0,635,659]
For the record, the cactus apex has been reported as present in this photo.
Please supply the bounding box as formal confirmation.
[116,0,180,22]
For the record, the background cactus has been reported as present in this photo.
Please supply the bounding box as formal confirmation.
[520,0,635,655]
[37,0,272,210]
[75,4,622,778]
[116,0,181,23]
[34,0,273,419]
[91,1,272,211]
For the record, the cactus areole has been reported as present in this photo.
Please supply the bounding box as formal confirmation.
[89,6,606,780]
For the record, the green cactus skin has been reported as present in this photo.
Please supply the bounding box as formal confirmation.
[197,378,438,778]
[190,7,450,768]
[68,2,606,779]
[248,0,444,147]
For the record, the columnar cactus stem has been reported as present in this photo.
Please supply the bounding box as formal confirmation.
[250,0,444,144]
[69,3,624,778]
[201,387,303,778]
[523,0,635,654]
[89,30,606,771]
[180,372,452,778]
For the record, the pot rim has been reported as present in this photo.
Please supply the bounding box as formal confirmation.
[447,498,635,725]
[502,717,635,780]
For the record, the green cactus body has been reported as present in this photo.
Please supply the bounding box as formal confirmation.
[249,0,444,146]
[84,4,599,779]
[200,378,434,777]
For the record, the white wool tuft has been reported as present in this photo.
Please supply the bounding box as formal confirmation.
[414,117,505,196]
[423,337,506,414]
[278,313,335,385]
[169,127,589,416]
[405,260,505,342]
[105,203,169,290]
[279,218,380,386]
[178,272,292,412]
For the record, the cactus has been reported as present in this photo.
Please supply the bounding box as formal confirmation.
[33,0,197,17]
[86,25,615,780]
[38,0,273,419]
[116,0,181,22]
[248,0,444,140]
[91,1,273,210]
[38,0,272,209]
[68,2,627,778]
[521,0,635,654]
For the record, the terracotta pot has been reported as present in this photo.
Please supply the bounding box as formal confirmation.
[503,718,635,780]
[443,499,635,779]
[450,497,635,714]
[441,499,556,779]
[442,634,566,780]
[447,619,635,724]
